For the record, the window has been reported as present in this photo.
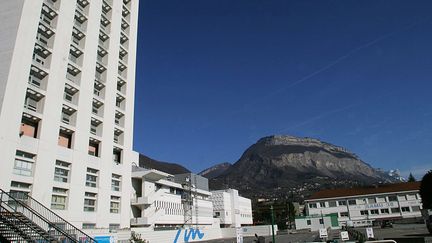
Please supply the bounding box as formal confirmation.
[360,210,369,215]
[86,168,98,187]
[113,148,121,164]
[51,188,68,210]
[24,96,38,112]
[380,209,389,214]
[348,200,357,205]
[411,206,421,212]
[377,197,387,203]
[54,160,70,183]
[391,207,400,213]
[109,224,120,230]
[21,116,39,138]
[340,212,349,217]
[307,220,311,225]
[319,218,324,224]
[215,212,220,217]
[84,192,97,212]
[388,195,398,202]
[88,140,99,157]
[370,209,379,215]
[338,200,347,206]
[10,181,32,190]
[170,187,175,194]
[328,201,337,207]
[309,203,317,208]
[368,198,376,204]
[13,151,35,176]
[401,207,410,212]
[319,202,325,208]
[110,196,120,213]
[58,130,73,148]
[111,174,121,191]
[82,223,95,229]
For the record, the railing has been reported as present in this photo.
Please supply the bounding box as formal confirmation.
[0,189,96,242]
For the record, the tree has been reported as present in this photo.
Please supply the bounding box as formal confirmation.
[130,232,148,243]
[408,173,416,182]
[420,170,432,209]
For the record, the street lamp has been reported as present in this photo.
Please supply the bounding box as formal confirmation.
[270,205,276,243]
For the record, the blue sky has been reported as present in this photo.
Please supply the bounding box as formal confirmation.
[133,0,432,179]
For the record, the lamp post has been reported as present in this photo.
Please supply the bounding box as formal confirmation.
[270,205,276,243]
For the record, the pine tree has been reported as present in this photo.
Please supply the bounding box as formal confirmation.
[420,170,432,209]
[408,173,416,182]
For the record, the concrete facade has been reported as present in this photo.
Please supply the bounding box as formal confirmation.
[0,0,139,229]
[210,188,253,228]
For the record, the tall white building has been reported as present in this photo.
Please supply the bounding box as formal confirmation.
[0,0,139,229]
[210,189,253,228]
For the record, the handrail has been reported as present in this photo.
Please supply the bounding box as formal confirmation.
[0,189,96,242]
[0,203,51,242]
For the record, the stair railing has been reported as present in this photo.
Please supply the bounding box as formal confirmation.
[1,189,96,242]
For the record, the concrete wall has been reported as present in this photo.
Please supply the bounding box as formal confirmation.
[85,225,278,243]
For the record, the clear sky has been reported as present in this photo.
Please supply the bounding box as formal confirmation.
[133,0,432,179]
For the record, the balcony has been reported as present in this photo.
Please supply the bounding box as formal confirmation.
[93,80,105,99]
[113,146,122,164]
[74,10,87,31]
[24,88,45,114]
[44,0,60,11]
[62,104,77,125]
[38,22,55,38]
[120,32,128,45]
[118,61,127,72]
[36,33,53,49]
[115,110,124,127]
[90,117,102,136]
[117,80,126,95]
[41,3,58,22]
[34,43,52,59]
[96,62,106,74]
[77,0,89,9]
[115,93,125,110]
[122,6,130,20]
[92,98,104,117]
[72,27,85,41]
[121,19,130,35]
[30,65,48,80]
[98,45,108,57]
[67,63,81,76]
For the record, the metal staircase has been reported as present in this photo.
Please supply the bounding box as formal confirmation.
[0,189,96,242]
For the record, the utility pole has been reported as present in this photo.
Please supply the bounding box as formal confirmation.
[271,205,276,243]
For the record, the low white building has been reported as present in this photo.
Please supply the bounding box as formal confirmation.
[305,182,423,227]
[130,167,214,229]
[295,213,339,231]
[210,188,253,228]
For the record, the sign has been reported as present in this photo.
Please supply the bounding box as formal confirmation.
[236,227,243,243]
[366,227,374,239]
[340,231,349,241]
[319,228,328,238]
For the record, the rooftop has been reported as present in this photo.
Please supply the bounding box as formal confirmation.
[307,182,421,201]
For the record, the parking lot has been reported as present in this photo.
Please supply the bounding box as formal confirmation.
[200,224,431,243]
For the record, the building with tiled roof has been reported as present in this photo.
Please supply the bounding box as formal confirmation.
[304,182,423,227]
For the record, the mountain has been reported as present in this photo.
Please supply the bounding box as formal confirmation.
[199,162,232,179]
[207,135,396,200]
[139,154,190,175]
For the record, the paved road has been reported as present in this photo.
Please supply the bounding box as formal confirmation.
[200,232,318,243]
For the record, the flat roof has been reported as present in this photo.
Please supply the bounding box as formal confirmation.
[307,182,421,201]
